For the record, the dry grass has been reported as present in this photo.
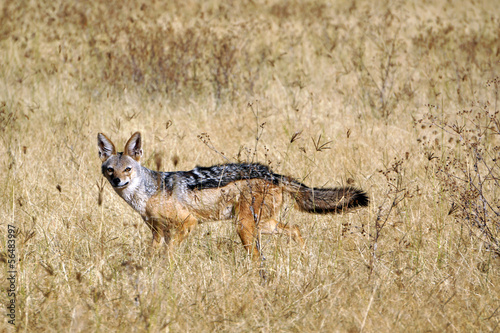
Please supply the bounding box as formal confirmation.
[1,0,500,331]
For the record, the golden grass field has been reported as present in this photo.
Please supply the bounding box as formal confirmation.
[1,0,500,331]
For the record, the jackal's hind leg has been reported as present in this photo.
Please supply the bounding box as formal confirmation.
[235,216,261,260]
[258,218,305,249]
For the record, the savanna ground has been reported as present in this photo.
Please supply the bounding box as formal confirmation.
[1,0,500,331]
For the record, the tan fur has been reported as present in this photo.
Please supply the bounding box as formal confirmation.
[141,179,302,259]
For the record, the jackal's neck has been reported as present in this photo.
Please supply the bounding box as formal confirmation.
[115,165,168,216]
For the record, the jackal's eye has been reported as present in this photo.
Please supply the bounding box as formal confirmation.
[106,167,114,174]
[124,167,131,172]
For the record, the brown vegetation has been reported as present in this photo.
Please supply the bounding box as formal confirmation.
[1,0,499,331]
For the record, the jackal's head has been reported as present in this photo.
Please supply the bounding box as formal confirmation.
[97,132,143,191]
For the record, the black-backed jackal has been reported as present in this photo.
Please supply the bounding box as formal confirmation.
[98,132,369,259]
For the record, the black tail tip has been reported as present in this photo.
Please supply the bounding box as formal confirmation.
[349,189,369,208]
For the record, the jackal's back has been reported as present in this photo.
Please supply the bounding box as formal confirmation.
[180,163,282,190]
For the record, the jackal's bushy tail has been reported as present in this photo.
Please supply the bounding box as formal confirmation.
[284,181,369,214]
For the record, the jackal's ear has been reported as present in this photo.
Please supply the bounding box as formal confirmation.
[97,133,116,162]
[124,132,142,161]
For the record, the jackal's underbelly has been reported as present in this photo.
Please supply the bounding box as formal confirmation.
[183,186,240,222]
[189,201,236,222]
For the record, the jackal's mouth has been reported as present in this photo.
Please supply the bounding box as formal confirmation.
[113,181,129,189]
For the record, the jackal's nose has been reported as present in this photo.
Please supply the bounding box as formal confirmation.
[112,178,121,186]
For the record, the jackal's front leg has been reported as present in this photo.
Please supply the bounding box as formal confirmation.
[166,214,199,252]
[143,216,169,254]
[151,228,164,248]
